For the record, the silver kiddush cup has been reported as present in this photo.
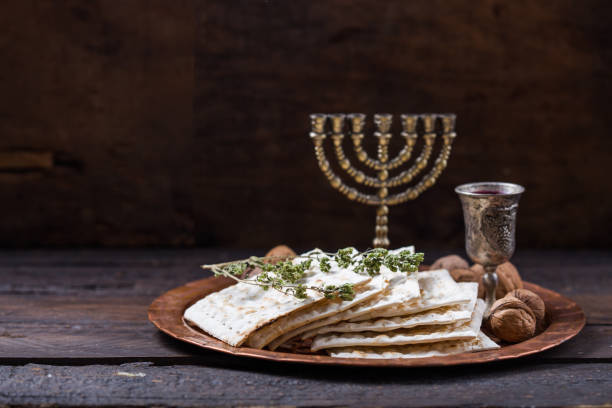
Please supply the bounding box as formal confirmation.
[455,182,525,316]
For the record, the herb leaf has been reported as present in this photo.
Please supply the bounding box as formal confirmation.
[205,247,424,301]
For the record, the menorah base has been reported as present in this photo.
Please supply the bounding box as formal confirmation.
[373,205,390,248]
[373,237,390,248]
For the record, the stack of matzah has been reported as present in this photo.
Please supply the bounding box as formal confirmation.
[184,247,499,359]
[184,247,391,347]
[296,270,498,359]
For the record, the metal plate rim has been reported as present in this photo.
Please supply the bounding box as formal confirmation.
[148,276,585,367]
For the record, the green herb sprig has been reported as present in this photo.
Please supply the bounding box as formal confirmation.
[201,248,424,301]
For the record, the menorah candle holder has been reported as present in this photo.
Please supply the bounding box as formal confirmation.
[309,113,457,248]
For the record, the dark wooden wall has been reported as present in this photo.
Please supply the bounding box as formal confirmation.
[1,0,611,249]
[0,1,195,246]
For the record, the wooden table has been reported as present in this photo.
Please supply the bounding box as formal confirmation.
[1,249,610,407]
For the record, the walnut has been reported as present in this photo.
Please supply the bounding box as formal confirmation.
[450,267,480,282]
[497,262,523,297]
[264,245,297,264]
[487,296,536,343]
[249,245,297,277]
[508,289,546,332]
[470,262,523,299]
[431,255,469,272]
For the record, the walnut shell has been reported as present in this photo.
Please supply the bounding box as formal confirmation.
[264,245,297,264]
[249,245,297,277]
[497,262,523,296]
[431,255,469,272]
[508,288,546,331]
[488,297,536,343]
[450,268,479,282]
[470,262,523,299]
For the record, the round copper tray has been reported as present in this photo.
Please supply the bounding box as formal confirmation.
[148,276,585,367]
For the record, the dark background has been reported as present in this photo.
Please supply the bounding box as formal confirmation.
[1,0,611,250]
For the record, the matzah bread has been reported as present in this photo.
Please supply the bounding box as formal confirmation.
[307,282,478,337]
[275,300,375,344]
[300,270,470,340]
[271,263,421,344]
[310,299,485,351]
[350,269,472,322]
[246,275,387,349]
[328,330,499,359]
[184,248,371,346]
[257,246,415,350]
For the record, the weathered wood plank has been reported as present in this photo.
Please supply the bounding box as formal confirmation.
[0,362,610,407]
[0,250,608,362]
[2,250,610,321]
[0,322,609,362]
[0,293,609,361]
[537,325,612,361]
[1,249,610,292]
[0,151,54,170]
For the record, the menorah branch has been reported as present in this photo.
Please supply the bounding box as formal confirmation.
[349,114,419,172]
[385,131,456,206]
[383,132,436,188]
[348,113,386,171]
[331,114,430,190]
[309,113,456,248]
[310,114,381,206]
[328,114,381,188]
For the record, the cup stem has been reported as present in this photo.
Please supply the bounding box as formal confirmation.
[482,265,498,318]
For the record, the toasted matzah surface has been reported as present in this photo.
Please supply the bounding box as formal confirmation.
[309,282,478,337]
[301,270,467,339]
[254,246,414,350]
[310,299,485,351]
[184,248,371,347]
[328,330,499,359]
[265,276,388,351]
[323,246,420,321]
[283,301,369,342]
[272,246,419,340]
[246,275,387,349]
[350,269,472,322]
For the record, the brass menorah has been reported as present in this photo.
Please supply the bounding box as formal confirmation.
[309,113,457,248]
